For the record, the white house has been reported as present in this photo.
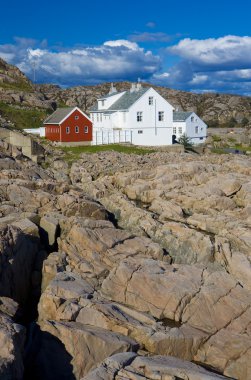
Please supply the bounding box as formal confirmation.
[90,83,174,146]
[173,111,207,145]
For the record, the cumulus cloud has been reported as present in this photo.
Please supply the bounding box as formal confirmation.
[0,38,160,86]
[154,35,251,95]
[1,35,251,95]
[169,35,251,69]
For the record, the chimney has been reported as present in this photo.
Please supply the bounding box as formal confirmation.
[109,83,117,95]
[136,83,142,91]
[130,83,136,93]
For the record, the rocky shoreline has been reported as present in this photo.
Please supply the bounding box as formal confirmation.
[0,140,250,379]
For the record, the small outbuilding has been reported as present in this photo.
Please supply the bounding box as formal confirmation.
[173,111,207,145]
[43,106,92,145]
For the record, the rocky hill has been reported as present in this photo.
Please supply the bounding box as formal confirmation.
[0,57,251,129]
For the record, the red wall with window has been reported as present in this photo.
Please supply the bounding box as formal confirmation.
[45,109,92,142]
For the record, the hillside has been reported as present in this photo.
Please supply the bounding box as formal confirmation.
[0,57,251,129]
[36,81,251,127]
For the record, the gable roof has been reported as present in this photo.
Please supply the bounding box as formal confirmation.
[108,88,149,111]
[44,106,92,124]
[173,111,193,122]
[90,88,150,112]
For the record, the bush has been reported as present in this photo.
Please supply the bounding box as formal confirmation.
[241,117,249,127]
[178,134,193,148]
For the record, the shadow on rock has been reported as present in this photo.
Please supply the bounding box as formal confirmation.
[24,323,76,380]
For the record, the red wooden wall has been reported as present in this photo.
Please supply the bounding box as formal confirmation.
[45,109,92,142]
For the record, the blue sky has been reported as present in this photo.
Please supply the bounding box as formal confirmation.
[1,0,251,95]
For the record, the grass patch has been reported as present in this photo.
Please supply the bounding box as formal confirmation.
[0,102,49,130]
[231,145,251,152]
[0,80,33,92]
[59,144,156,162]
[211,148,228,154]
[212,135,222,142]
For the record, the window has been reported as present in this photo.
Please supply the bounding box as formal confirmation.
[149,96,153,105]
[195,126,199,134]
[97,114,99,122]
[200,137,203,140]
[137,112,143,122]
[100,114,102,122]
[75,115,79,120]
[191,116,194,122]
[138,130,143,134]
[173,127,177,135]
[66,127,70,134]
[178,127,182,134]
[84,126,88,134]
[158,111,164,121]
[75,126,79,133]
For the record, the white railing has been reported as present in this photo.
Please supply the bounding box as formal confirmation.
[23,127,46,137]
[92,129,132,145]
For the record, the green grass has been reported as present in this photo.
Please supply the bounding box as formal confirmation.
[211,148,228,154]
[230,145,251,152]
[0,80,33,92]
[212,135,222,142]
[0,102,49,130]
[59,144,156,162]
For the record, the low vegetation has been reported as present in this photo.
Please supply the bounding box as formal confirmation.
[0,79,33,92]
[59,144,157,162]
[0,102,49,130]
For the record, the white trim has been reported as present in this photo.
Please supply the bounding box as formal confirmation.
[44,107,92,125]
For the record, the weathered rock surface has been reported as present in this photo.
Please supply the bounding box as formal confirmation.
[82,353,231,380]
[1,140,251,380]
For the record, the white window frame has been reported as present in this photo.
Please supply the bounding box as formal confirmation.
[195,126,199,134]
[191,116,194,122]
[75,115,79,120]
[173,127,177,135]
[137,111,143,122]
[158,111,164,121]
[178,127,182,134]
[66,126,70,134]
[138,130,143,134]
[149,96,153,105]
[84,126,88,134]
[75,126,79,134]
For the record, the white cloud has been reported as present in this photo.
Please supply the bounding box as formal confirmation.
[169,35,251,68]
[1,35,251,95]
[189,74,208,85]
[0,38,160,86]
[103,40,140,51]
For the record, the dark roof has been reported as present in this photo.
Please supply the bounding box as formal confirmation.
[44,107,75,124]
[108,88,149,111]
[90,88,149,112]
[173,111,193,122]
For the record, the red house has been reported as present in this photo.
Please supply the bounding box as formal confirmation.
[43,106,92,145]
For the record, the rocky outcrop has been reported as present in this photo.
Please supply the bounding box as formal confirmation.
[0,138,251,380]
[82,353,231,380]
